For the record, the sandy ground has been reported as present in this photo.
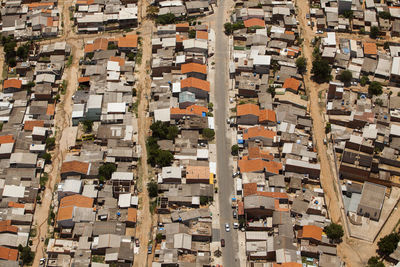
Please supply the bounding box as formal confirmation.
[132,1,156,266]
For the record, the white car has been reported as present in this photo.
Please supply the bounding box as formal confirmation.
[233,222,239,229]
[225,223,230,232]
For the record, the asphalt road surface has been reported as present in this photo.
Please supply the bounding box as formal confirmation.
[214,0,240,266]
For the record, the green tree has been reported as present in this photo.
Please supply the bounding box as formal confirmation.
[156,233,163,243]
[202,128,215,141]
[107,42,118,50]
[18,245,34,265]
[360,75,370,86]
[368,81,383,96]
[82,120,93,133]
[324,223,344,242]
[46,137,56,150]
[338,70,352,85]
[377,233,400,256]
[40,172,49,187]
[167,125,179,140]
[156,13,176,25]
[155,150,173,167]
[379,11,391,19]
[231,144,239,155]
[343,10,353,19]
[367,257,385,267]
[295,57,307,74]
[17,44,30,60]
[98,163,116,182]
[41,152,52,164]
[384,42,390,50]
[200,196,211,205]
[370,26,380,39]
[150,121,169,139]
[311,58,332,83]
[147,180,158,198]
[325,122,331,134]
[188,29,196,38]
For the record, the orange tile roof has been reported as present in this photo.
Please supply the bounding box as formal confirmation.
[57,195,93,222]
[181,63,207,74]
[275,199,289,211]
[94,38,109,51]
[364,42,377,55]
[259,109,276,123]
[181,77,210,92]
[60,160,90,175]
[196,31,208,40]
[127,208,137,223]
[238,158,267,173]
[0,246,18,261]
[176,34,187,42]
[259,190,288,199]
[78,77,90,83]
[300,225,323,241]
[46,104,55,116]
[8,201,24,208]
[118,35,138,48]
[27,2,53,9]
[76,0,94,4]
[24,120,44,131]
[248,146,274,161]
[237,103,260,117]
[176,22,189,28]
[239,158,282,174]
[84,44,94,53]
[0,221,18,234]
[274,262,302,267]
[0,135,15,144]
[47,17,53,27]
[243,126,276,140]
[237,200,244,215]
[244,18,265,28]
[284,31,295,35]
[283,78,300,91]
[186,165,210,179]
[170,105,208,116]
[243,183,258,196]
[4,79,22,89]
[110,56,125,67]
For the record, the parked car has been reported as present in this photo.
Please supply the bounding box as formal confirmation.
[225,223,230,232]
[232,172,240,178]
[221,239,225,247]
[135,239,140,247]
[148,244,153,254]
[306,13,310,19]
[233,210,237,219]
[233,222,239,229]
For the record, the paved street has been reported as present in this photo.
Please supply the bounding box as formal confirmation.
[214,0,240,266]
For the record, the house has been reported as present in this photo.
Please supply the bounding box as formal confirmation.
[357,182,386,221]
[57,195,94,228]
[363,42,377,58]
[170,105,208,120]
[297,225,323,244]
[237,104,276,125]
[118,34,138,53]
[282,78,300,94]
[238,158,282,175]
[9,153,37,168]
[391,57,400,85]
[60,160,90,179]
[244,18,265,28]
[244,195,275,219]
[185,166,210,184]
[3,79,22,93]
[242,126,277,146]
[285,159,320,179]
[181,63,207,80]
[180,77,210,99]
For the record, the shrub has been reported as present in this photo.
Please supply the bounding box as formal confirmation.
[231,144,239,155]
[202,128,215,141]
[98,163,116,182]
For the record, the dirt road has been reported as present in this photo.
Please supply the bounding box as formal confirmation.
[295,0,376,266]
[30,1,84,264]
[132,0,156,266]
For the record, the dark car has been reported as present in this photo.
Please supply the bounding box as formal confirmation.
[148,244,153,254]
[233,210,237,219]
[221,239,225,247]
